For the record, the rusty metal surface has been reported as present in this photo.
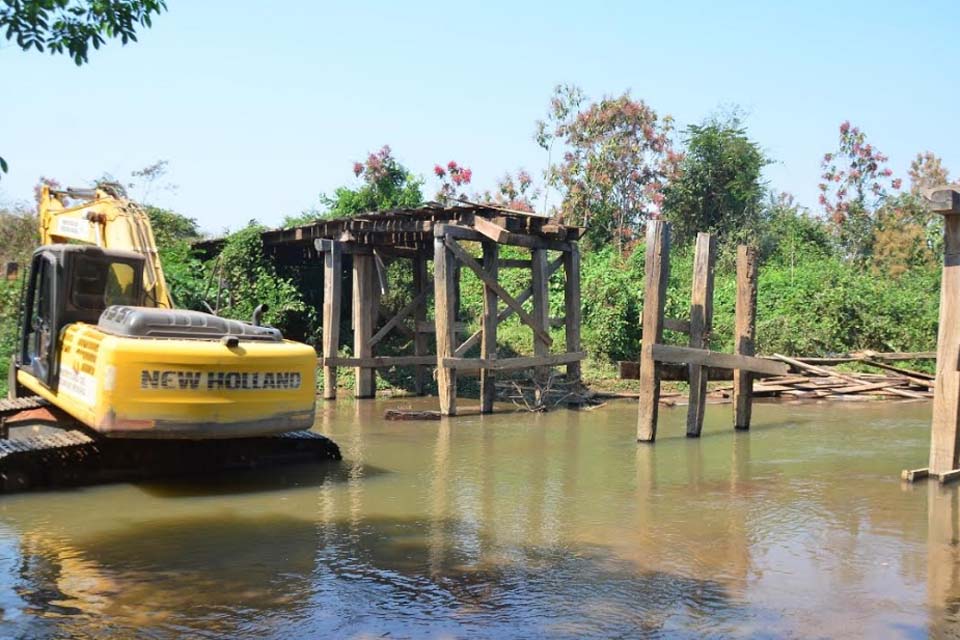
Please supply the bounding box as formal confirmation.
[0,396,48,418]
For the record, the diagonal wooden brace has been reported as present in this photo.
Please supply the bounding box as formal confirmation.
[369,288,428,348]
[443,237,553,347]
[453,258,563,357]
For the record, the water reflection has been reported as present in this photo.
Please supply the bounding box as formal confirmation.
[0,398,953,638]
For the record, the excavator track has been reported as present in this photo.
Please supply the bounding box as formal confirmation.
[0,396,341,493]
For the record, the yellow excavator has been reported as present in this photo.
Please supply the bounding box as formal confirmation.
[1,186,338,489]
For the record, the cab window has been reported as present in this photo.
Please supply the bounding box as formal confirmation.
[104,262,137,306]
[71,256,139,310]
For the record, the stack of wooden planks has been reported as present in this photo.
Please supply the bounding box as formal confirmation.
[729,353,935,401]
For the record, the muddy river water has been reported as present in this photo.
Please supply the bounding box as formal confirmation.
[0,398,955,638]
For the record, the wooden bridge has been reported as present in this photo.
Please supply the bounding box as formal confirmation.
[202,203,584,416]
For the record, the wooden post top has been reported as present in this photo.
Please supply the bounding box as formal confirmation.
[928,186,960,215]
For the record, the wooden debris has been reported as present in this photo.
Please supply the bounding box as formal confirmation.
[726,354,939,401]
[385,409,442,421]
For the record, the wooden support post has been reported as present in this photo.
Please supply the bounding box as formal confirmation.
[564,243,582,384]
[733,245,758,430]
[929,187,960,476]
[413,254,429,396]
[531,248,550,383]
[637,221,671,442]
[686,232,716,438]
[434,234,458,416]
[321,240,342,400]
[353,254,376,398]
[480,242,499,413]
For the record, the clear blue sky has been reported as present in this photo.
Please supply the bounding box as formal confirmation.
[1,0,957,233]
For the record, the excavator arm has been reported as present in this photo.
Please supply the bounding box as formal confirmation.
[38,185,173,308]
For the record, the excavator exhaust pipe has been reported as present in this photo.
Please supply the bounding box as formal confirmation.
[252,304,269,327]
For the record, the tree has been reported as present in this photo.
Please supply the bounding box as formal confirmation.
[0,0,166,180]
[320,145,423,217]
[535,84,680,250]
[432,160,472,203]
[0,204,38,266]
[476,169,539,213]
[908,151,950,196]
[872,152,951,276]
[758,192,832,268]
[818,121,900,259]
[0,0,165,64]
[660,115,768,246]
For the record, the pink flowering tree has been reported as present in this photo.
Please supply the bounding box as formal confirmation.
[432,160,473,203]
[535,84,681,250]
[476,169,540,212]
[818,121,900,259]
[318,145,423,218]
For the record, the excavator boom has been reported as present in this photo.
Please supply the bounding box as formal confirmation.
[38,185,172,308]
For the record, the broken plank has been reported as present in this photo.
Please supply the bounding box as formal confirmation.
[772,354,928,399]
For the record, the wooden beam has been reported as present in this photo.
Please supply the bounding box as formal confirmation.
[665,317,691,334]
[638,221,670,442]
[481,242,499,413]
[416,321,467,334]
[434,234,458,415]
[860,359,935,387]
[444,237,553,347]
[413,254,429,395]
[322,355,436,367]
[686,233,717,438]
[438,223,573,252]
[795,352,936,364]
[353,254,377,398]
[501,258,532,269]
[901,467,930,482]
[930,210,960,473]
[564,243,582,383]
[532,248,550,381]
[369,289,427,348]
[382,308,415,339]
[653,344,789,377]
[321,240,342,400]
[638,313,690,334]
[443,351,586,371]
[473,216,509,242]
[734,245,759,430]
[313,238,375,255]
[929,186,960,215]
[454,258,563,357]
[620,360,737,381]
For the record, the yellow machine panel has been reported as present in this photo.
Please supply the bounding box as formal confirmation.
[18,323,317,439]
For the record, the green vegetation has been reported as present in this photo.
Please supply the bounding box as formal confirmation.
[661,114,769,247]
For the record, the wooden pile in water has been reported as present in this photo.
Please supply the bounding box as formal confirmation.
[723,353,935,401]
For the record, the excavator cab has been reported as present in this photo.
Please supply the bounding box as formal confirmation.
[16,245,145,393]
